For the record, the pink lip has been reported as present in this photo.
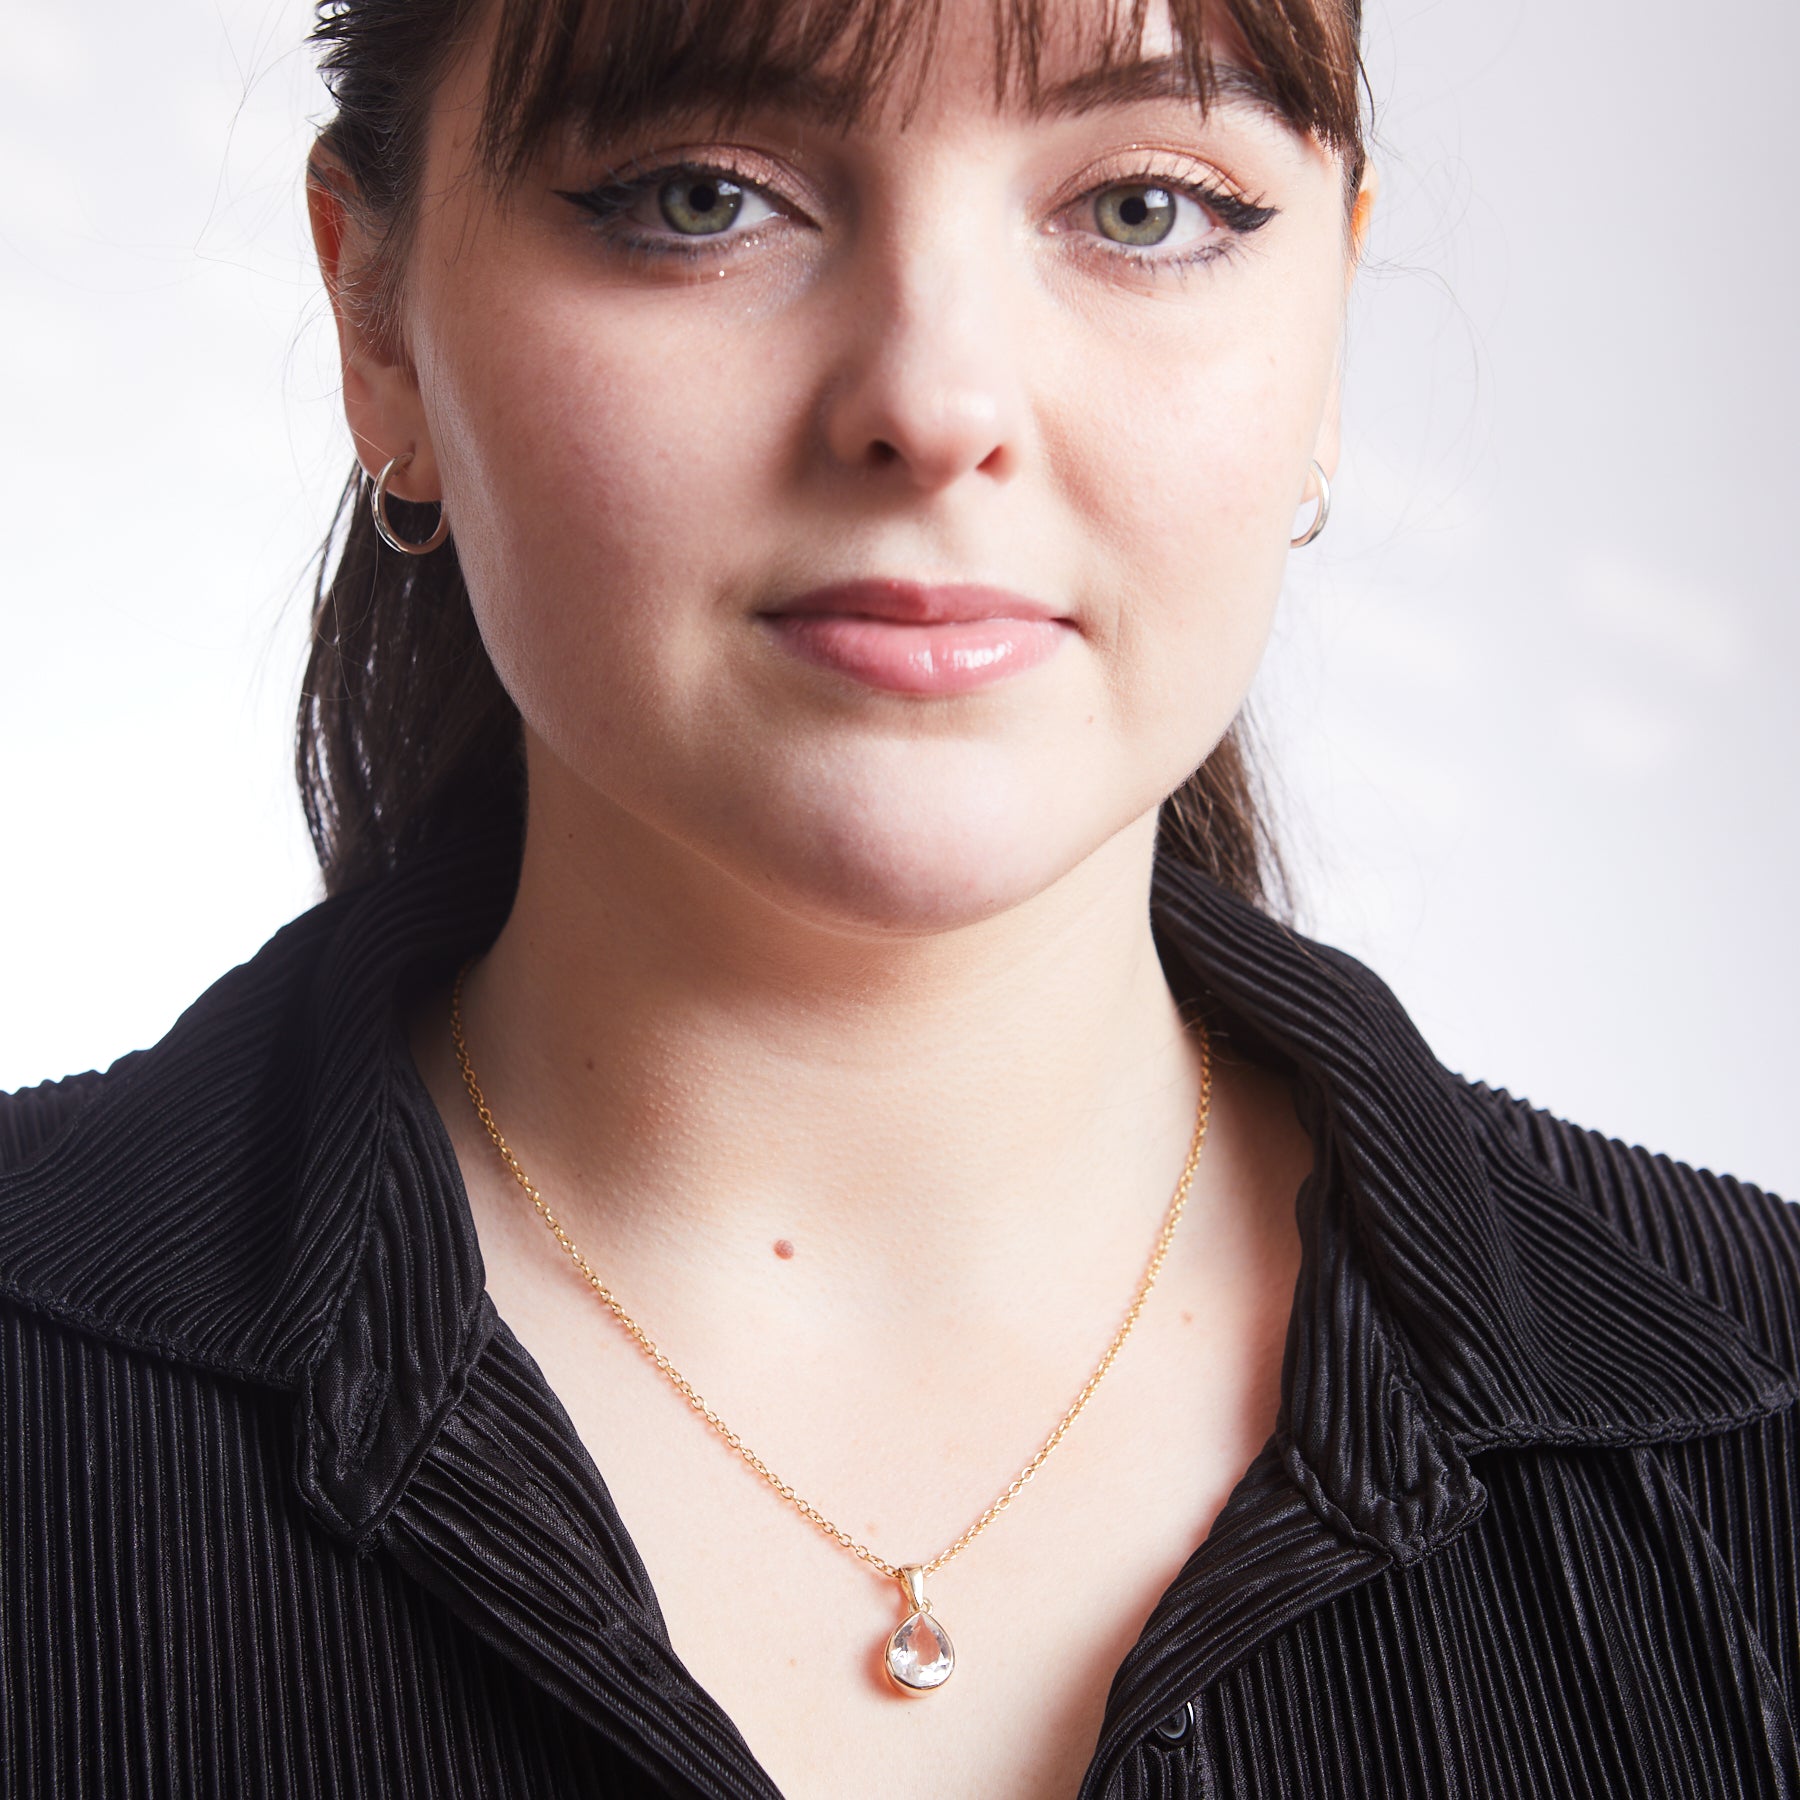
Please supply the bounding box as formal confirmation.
[758,580,1074,695]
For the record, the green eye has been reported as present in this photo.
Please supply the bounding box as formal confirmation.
[658,175,745,236]
[1094,185,1179,247]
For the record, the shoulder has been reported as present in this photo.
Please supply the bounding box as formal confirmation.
[0,823,516,1396]
[0,1061,138,1174]
[0,895,358,1385]
[1457,1078,1800,1375]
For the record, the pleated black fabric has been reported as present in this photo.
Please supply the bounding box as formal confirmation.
[4,822,1797,1798]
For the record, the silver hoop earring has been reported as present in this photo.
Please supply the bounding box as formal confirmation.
[369,451,450,556]
[1290,458,1331,549]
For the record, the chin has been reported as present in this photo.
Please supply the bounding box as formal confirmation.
[714,785,1127,940]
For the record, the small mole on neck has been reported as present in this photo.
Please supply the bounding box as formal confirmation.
[773,1238,796,1260]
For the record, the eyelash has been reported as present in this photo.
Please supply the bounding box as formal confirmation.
[555,157,1276,277]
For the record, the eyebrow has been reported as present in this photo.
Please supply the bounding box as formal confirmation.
[1033,57,1296,132]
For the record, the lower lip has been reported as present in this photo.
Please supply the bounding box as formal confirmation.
[759,615,1072,695]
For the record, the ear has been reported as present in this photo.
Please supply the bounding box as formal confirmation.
[307,149,442,505]
[1310,161,1380,481]
[1347,160,1381,271]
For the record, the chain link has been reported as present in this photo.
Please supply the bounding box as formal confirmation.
[449,961,1213,1586]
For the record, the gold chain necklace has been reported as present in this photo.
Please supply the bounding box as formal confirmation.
[449,960,1213,1694]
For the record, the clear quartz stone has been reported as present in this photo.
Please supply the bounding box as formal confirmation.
[886,1610,955,1691]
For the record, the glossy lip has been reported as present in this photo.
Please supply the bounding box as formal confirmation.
[757,579,1076,696]
[763,579,1073,626]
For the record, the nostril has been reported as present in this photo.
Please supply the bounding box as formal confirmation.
[868,439,901,467]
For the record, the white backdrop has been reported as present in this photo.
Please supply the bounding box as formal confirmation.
[3,0,1795,1196]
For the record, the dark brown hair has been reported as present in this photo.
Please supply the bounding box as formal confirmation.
[300,0,1369,907]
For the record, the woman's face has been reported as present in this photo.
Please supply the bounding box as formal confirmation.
[323,0,1370,934]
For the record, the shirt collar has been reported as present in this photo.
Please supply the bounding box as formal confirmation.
[4,820,1791,1557]
[1149,855,1795,1542]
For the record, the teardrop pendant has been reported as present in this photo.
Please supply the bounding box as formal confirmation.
[884,1565,955,1693]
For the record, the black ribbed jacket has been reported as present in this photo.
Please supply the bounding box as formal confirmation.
[4,827,1798,1798]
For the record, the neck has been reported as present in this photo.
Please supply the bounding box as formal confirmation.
[441,770,1211,1305]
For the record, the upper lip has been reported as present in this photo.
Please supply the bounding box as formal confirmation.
[761,579,1072,625]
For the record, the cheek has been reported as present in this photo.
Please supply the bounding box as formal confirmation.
[412,266,796,760]
[1051,274,1337,758]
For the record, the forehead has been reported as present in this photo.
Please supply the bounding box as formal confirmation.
[464,0,1303,179]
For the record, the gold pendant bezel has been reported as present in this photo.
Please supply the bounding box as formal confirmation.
[883,1566,956,1693]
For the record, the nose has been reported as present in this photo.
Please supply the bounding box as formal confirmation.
[818,244,1027,492]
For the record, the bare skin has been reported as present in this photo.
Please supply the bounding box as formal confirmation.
[412,1006,1314,1798]
[314,0,1376,1788]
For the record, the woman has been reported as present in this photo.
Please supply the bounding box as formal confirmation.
[2,0,1795,1794]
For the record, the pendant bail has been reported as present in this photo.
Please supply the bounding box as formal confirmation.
[897,1564,930,1613]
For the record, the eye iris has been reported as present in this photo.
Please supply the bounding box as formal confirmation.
[1096,185,1178,247]
[659,176,744,236]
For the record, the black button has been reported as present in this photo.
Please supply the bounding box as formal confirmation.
[1151,1698,1197,1745]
